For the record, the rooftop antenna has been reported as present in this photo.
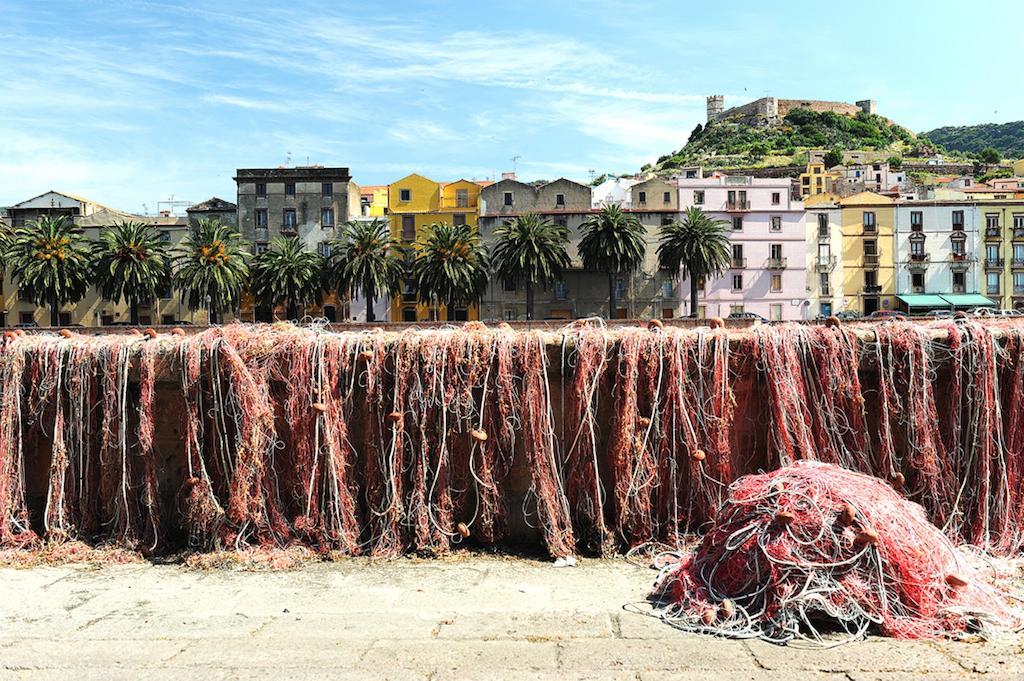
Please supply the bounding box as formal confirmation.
[588,169,596,183]
[141,203,149,216]
[285,151,292,167]
[511,155,521,175]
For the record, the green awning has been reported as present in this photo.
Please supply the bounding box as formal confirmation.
[940,294,997,308]
[896,294,950,310]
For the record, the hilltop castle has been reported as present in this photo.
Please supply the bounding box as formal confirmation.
[706,95,877,127]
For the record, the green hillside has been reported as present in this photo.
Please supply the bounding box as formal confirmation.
[923,121,1024,159]
[645,108,920,173]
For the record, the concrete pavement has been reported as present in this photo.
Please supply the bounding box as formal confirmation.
[0,555,1021,679]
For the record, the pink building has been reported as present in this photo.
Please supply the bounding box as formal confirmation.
[676,175,808,320]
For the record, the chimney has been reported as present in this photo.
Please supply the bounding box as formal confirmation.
[501,172,517,181]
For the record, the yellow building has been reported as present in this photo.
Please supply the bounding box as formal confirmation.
[979,198,1024,309]
[360,185,389,217]
[799,162,839,198]
[839,192,896,315]
[387,173,486,321]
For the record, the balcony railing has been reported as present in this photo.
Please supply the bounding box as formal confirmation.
[863,285,883,294]
[1013,228,1024,240]
[725,199,750,211]
[985,258,1005,268]
[730,257,747,269]
[986,227,1002,238]
[815,255,837,271]
[1013,258,1024,269]
[863,253,881,267]
[766,257,787,269]
[280,225,298,235]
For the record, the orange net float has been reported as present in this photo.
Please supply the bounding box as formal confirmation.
[386,411,403,424]
[59,329,74,339]
[311,402,328,413]
[774,510,795,526]
[854,528,880,547]
[892,472,906,490]
[456,522,471,538]
[171,327,186,336]
[691,449,706,462]
[945,573,969,588]
[469,429,488,443]
[144,328,158,339]
[839,503,857,526]
[719,599,735,620]
[825,315,841,329]
[358,349,374,362]
[128,328,142,336]
[647,318,664,331]
[708,317,724,329]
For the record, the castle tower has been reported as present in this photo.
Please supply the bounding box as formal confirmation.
[856,99,877,115]
[706,95,724,123]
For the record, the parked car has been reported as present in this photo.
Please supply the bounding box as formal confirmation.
[868,310,907,320]
[14,321,38,328]
[727,311,768,323]
[925,310,953,318]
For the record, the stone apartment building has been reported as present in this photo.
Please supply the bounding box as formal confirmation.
[628,177,687,319]
[234,166,361,321]
[186,196,237,228]
[674,175,808,320]
[2,190,197,326]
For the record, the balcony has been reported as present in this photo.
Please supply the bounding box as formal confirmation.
[766,257,788,269]
[725,199,750,211]
[817,229,830,241]
[862,253,881,267]
[280,225,298,236]
[949,253,973,270]
[1013,258,1024,270]
[862,224,878,235]
[985,227,1003,239]
[730,257,747,269]
[985,258,1005,269]
[906,253,930,270]
[1014,228,1024,241]
[815,255,837,271]
[863,285,883,294]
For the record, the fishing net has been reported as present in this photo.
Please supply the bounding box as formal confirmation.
[651,460,1021,643]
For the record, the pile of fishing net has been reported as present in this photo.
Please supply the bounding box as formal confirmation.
[651,461,1021,644]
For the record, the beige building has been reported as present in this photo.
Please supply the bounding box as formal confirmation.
[3,191,203,327]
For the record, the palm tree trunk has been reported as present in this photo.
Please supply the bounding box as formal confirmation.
[608,272,617,320]
[690,276,699,318]
[50,291,59,327]
[446,304,454,322]
[209,307,218,325]
[287,301,298,320]
[130,300,140,326]
[526,283,534,321]
[366,290,376,323]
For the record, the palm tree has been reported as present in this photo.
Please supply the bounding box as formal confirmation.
[249,236,324,320]
[173,218,250,324]
[657,207,732,317]
[7,215,92,326]
[327,218,405,323]
[577,205,646,319]
[411,221,488,321]
[92,221,172,325]
[490,213,570,321]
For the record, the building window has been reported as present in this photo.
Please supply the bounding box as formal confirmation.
[731,243,744,267]
[19,312,34,325]
[910,211,923,231]
[732,216,743,231]
[502,277,516,292]
[819,273,830,296]
[322,182,333,196]
[255,241,269,255]
[1014,272,1024,293]
[503,192,514,206]
[987,272,1001,294]
[158,230,171,243]
[283,209,297,230]
[770,216,782,232]
[317,241,332,258]
[255,209,268,227]
[554,216,567,227]
[910,240,924,256]
[663,191,671,204]
[954,271,966,292]
[554,281,567,300]
[1014,214,1024,230]
[452,213,467,226]
[771,192,780,205]
[638,191,647,205]
[864,240,877,256]
[661,280,674,298]
[865,270,877,288]
[401,215,416,242]
[863,212,876,231]
[729,304,744,316]
[770,243,783,260]
[987,243,1000,261]
[402,307,417,322]
[321,208,334,228]
[615,278,626,299]
[399,188,411,202]
[456,189,469,208]
[817,214,829,238]
[770,274,782,292]
[731,274,743,291]
[769,304,782,321]
[987,214,1000,229]
[255,182,266,197]
[555,193,565,207]
[911,272,925,291]
[694,190,704,205]
[285,183,296,196]
[951,238,966,256]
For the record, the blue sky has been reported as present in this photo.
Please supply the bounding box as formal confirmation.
[2,0,1021,213]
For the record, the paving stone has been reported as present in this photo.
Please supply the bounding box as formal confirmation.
[746,639,961,673]
[1,638,186,669]
[359,639,560,673]
[436,612,614,640]
[169,638,373,668]
[73,613,268,639]
[938,640,1024,675]
[255,612,444,640]
[556,638,760,672]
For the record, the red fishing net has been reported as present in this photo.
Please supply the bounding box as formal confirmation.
[651,461,1021,643]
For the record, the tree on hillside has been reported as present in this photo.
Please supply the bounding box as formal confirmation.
[980,147,1002,164]
[92,221,172,325]
[7,215,91,326]
[411,221,488,321]
[657,207,732,318]
[327,218,405,323]
[490,213,571,321]
[578,205,646,319]
[250,237,324,320]
[173,218,250,324]
[823,148,844,168]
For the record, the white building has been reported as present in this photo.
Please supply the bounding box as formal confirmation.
[804,197,844,318]
[590,177,639,209]
[893,202,980,302]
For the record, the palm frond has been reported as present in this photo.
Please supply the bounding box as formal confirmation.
[7,215,92,309]
[411,222,488,308]
[173,218,250,315]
